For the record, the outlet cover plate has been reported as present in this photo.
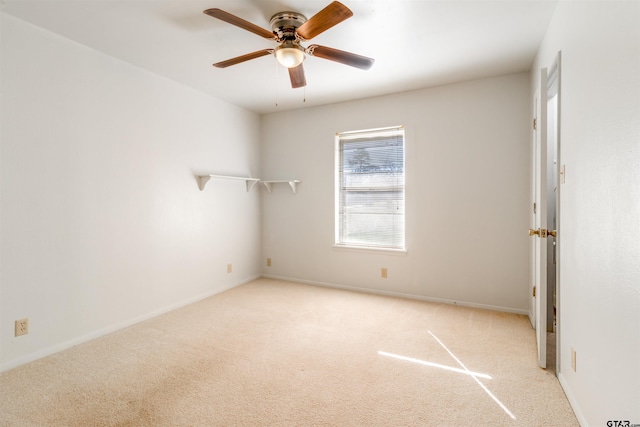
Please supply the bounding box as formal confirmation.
[15,318,29,337]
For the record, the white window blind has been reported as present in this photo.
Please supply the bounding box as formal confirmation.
[335,126,405,250]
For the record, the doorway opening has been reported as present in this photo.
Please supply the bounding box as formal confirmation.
[546,56,561,373]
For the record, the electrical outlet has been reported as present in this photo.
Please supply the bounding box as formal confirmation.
[15,318,29,337]
[266,258,272,267]
[381,268,388,279]
[571,347,577,372]
[227,263,232,273]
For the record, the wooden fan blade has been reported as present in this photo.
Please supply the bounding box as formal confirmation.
[204,8,275,40]
[288,64,307,88]
[213,49,274,68]
[307,45,374,70]
[296,1,353,40]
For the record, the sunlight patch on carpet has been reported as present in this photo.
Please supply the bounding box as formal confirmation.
[377,351,492,379]
[428,331,517,420]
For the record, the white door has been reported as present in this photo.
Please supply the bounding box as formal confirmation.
[531,68,548,368]
[528,98,538,329]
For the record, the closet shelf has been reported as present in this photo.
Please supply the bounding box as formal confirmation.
[261,180,301,194]
[196,175,301,194]
[197,175,260,192]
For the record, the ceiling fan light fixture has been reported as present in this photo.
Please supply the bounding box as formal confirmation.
[275,42,305,68]
[205,3,374,89]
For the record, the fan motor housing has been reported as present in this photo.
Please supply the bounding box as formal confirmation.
[270,12,307,41]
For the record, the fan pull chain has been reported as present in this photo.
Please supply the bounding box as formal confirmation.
[274,60,279,107]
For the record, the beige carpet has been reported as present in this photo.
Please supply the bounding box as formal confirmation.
[0,278,577,426]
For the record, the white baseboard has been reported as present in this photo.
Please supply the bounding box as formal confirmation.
[558,372,587,426]
[0,275,260,373]
[2,273,526,372]
[261,274,529,316]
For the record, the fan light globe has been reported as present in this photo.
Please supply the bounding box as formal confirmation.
[275,45,305,68]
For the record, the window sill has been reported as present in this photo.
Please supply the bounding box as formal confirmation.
[332,244,408,256]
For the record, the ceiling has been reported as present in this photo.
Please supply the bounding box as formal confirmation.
[2,0,558,114]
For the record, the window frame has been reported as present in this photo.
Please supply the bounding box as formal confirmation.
[334,126,406,252]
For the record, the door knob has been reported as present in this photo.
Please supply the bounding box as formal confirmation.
[529,228,551,238]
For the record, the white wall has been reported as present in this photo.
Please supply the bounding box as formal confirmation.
[261,73,531,313]
[532,1,640,425]
[0,14,262,371]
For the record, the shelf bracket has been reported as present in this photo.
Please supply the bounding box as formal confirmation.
[197,175,260,192]
[197,175,211,191]
[260,180,301,194]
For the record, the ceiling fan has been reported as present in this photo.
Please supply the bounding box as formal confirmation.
[203,1,374,89]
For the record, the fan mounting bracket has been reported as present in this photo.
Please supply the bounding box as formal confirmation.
[270,12,307,41]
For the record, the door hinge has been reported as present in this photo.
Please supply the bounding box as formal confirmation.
[533,118,537,130]
[533,286,536,297]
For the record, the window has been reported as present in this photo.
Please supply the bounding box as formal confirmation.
[335,126,405,250]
